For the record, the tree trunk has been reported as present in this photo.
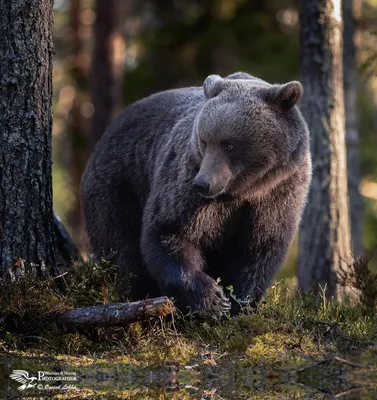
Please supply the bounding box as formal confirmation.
[343,0,363,256]
[91,0,125,147]
[65,0,90,244]
[0,1,56,279]
[298,0,352,299]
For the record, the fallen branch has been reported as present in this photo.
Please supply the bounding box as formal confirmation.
[57,297,175,329]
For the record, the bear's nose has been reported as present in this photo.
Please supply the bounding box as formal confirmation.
[193,177,210,195]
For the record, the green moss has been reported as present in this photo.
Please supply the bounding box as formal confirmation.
[1,261,377,399]
[1,274,377,364]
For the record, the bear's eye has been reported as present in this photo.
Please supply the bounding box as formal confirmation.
[222,142,234,152]
[200,140,207,148]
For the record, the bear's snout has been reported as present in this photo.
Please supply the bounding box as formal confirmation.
[193,148,233,198]
[193,175,210,196]
[192,172,230,198]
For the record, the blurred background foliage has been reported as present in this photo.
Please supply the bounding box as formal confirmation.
[51,0,377,277]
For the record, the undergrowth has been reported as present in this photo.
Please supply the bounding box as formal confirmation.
[0,256,377,398]
[338,252,377,314]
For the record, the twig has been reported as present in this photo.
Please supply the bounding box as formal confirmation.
[334,386,371,398]
[295,355,373,375]
[332,356,373,369]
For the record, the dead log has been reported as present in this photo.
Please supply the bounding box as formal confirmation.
[57,297,175,328]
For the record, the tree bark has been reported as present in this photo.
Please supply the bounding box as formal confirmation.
[298,0,353,299]
[343,0,363,256]
[91,0,125,147]
[57,297,174,329]
[0,0,56,279]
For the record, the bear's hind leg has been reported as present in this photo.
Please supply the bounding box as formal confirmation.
[82,182,160,302]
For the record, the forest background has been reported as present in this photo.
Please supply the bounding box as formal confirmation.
[52,0,377,276]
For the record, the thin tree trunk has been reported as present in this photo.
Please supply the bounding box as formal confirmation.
[91,0,125,147]
[66,0,90,244]
[0,1,56,279]
[298,0,352,299]
[54,213,83,272]
[343,0,363,256]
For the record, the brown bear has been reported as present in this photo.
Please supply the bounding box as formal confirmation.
[80,72,312,319]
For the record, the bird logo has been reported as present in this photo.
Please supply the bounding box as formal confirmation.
[9,370,38,391]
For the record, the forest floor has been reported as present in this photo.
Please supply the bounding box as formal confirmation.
[0,260,377,399]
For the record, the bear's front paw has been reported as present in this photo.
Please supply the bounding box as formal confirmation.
[168,272,231,319]
[199,277,232,320]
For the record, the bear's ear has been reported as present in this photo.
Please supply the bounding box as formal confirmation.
[203,74,224,99]
[265,81,303,110]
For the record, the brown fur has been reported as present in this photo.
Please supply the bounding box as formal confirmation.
[80,72,311,318]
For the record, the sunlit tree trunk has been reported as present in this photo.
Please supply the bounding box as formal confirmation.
[91,0,125,147]
[0,0,56,278]
[298,0,352,299]
[343,0,363,256]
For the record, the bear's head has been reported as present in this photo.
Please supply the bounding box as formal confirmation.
[191,73,310,199]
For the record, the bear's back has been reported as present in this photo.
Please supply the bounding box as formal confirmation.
[81,86,205,205]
